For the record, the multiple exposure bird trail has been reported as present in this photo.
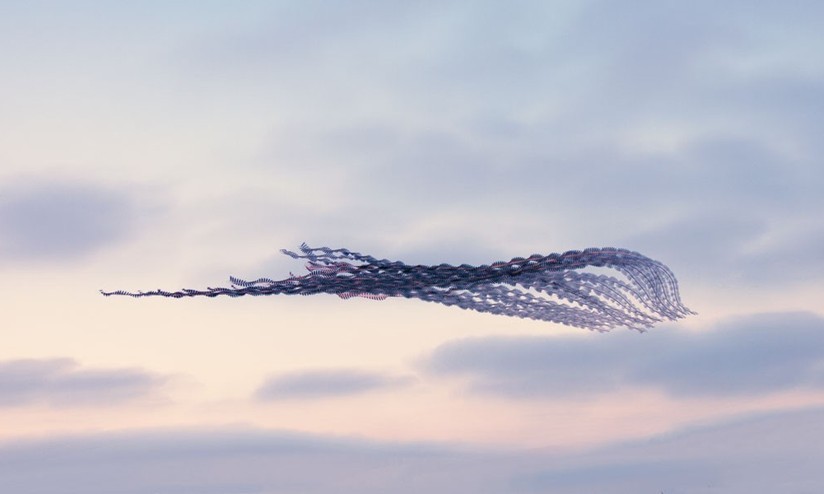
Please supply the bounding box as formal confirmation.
[101,243,694,331]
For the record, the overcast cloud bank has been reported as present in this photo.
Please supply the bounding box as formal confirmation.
[1,406,822,494]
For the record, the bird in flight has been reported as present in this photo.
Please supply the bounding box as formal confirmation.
[102,243,694,332]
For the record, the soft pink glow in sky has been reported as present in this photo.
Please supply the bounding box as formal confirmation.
[2,1,824,492]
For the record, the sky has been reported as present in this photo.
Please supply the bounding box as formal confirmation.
[1,1,823,492]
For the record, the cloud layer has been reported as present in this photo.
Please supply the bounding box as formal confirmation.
[0,358,165,407]
[255,368,411,400]
[424,311,824,398]
[164,0,824,289]
[0,180,136,262]
[1,406,822,494]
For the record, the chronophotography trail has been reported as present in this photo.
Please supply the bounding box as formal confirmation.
[103,243,694,331]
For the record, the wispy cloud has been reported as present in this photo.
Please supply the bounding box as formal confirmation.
[424,311,824,398]
[0,358,166,407]
[254,368,412,401]
[0,180,136,263]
